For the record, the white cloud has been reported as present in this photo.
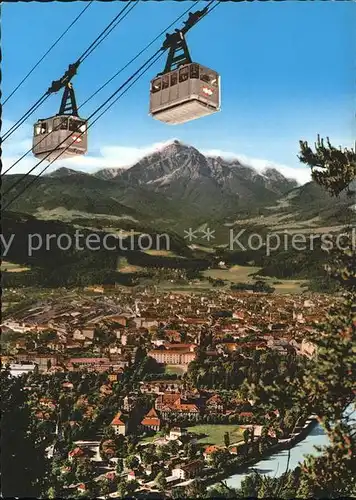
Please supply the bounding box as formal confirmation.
[2,156,42,176]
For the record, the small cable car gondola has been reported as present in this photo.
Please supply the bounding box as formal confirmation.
[149,10,221,125]
[32,82,88,162]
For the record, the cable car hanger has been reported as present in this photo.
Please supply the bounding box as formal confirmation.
[160,7,209,74]
[1,60,81,145]
[46,62,81,116]
[47,60,81,95]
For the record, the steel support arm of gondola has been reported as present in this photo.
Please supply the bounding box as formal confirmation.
[161,6,209,53]
[160,6,211,74]
[47,60,81,95]
[162,31,192,74]
[181,7,209,35]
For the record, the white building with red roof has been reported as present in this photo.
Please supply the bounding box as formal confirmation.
[140,408,161,432]
[111,411,128,436]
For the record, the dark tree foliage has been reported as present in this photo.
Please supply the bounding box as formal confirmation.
[0,369,48,497]
[299,135,356,196]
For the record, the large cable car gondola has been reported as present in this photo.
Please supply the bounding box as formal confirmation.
[32,81,88,162]
[149,9,221,125]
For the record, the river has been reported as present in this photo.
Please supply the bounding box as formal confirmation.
[222,406,355,490]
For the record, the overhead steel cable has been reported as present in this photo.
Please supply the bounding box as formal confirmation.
[2,2,199,176]
[1,2,137,144]
[78,1,200,110]
[2,1,94,106]
[2,2,220,210]
[90,53,165,126]
[1,93,50,143]
[77,1,138,64]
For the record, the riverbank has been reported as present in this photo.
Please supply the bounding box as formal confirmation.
[203,416,318,490]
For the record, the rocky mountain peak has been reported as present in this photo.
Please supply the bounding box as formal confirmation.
[156,139,202,162]
[263,167,298,190]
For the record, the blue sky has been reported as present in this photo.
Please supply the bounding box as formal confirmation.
[2,0,355,183]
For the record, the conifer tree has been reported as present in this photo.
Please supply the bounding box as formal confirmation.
[294,138,356,497]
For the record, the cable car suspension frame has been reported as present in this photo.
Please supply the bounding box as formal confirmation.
[160,7,209,74]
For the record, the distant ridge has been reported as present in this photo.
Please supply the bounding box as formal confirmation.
[3,140,353,232]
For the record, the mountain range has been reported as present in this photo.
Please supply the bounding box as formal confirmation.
[94,140,298,193]
[49,140,299,206]
[3,140,354,240]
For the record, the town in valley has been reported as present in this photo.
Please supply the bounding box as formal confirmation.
[2,286,329,497]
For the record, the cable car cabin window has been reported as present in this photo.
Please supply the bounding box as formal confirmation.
[179,67,189,83]
[200,70,218,87]
[35,122,47,135]
[69,120,86,133]
[190,64,199,79]
[54,117,68,131]
[69,120,78,132]
[170,72,177,86]
[151,79,161,93]
[162,75,169,90]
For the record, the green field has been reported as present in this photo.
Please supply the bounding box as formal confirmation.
[271,280,307,294]
[186,424,244,446]
[203,264,261,283]
[203,265,308,294]
[164,365,186,375]
[189,244,216,254]
[143,249,185,258]
[1,261,30,273]
[117,257,144,274]
[115,254,309,294]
